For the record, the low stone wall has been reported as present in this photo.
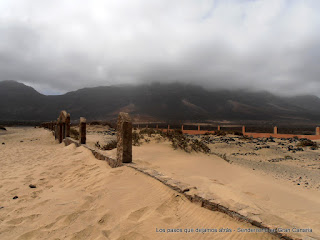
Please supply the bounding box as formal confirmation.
[245,132,320,140]
[157,129,216,135]
[63,137,120,168]
[148,125,320,140]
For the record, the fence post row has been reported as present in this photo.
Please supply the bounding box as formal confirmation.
[273,126,278,135]
[117,112,132,164]
[242,126,246,135]
[79,117,86,144]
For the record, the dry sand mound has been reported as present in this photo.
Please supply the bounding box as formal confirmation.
[131,141,320,240]
[0,127,277,240]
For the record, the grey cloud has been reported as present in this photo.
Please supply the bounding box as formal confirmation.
[0,0,319,96]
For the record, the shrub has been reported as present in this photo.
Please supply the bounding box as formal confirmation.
[139,128,156,136]
[233,131,243,136]
[214,130,226,136]
[101,140,117,150]
[89,121,113,128]
[96,140,117,150]
[134,128,210,154]
[70,128,79,140]
[297,139,318,149]
[132,131,142,146]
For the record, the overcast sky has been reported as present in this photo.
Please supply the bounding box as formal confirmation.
[0,0,319,95]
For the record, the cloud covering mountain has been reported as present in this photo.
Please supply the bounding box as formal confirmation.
[0,0,319,95]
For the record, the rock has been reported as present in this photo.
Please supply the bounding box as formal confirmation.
[13,196,18,199]
[29,184,36,188]
[20,140,23,143]
[0,206,4,209]
[297,183,300,185]
[2,143,4,145]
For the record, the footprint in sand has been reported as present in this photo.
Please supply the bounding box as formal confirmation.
[98,212,112,225]
[128,206,149,222]
[101,229,112,239]
[117,231,149,240]
[63,210,86,225]
[110,169,123,175]
[71,225,95,240]
[7,214,41,225]
[210,178,224,185]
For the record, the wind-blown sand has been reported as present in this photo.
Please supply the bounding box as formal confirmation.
[129,141,320,240]
[0,128,277,240]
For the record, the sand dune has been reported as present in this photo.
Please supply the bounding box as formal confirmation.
[0,128,277,240]
[131,141,320,240]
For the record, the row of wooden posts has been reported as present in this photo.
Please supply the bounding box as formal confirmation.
[41,111,133,164]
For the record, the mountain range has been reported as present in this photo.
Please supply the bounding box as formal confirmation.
[1,80,320,123]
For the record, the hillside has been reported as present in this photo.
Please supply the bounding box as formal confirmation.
[0,80,320,122]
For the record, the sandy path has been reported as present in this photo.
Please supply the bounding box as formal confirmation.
[0,128,276,240]
[132,141,320,240]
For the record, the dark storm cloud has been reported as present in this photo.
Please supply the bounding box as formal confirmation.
[0,0,319,96]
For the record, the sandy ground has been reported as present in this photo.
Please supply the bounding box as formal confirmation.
[119,139,320,240]
[0,127,277,240]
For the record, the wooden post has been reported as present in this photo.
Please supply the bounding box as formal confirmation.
[117,112,132,164]
[54,123,58,139]
[66,113,70,137]
[79,117,86,144]
[198,125,200,131]
[274,126,278,134]
[218,125,221,131]
[181,125,184,131]
[59,122,63,143]
[62,123,66,139]
[316,127,320,136]
[242,126,246,135]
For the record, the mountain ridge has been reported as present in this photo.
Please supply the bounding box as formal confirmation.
[1,80,320,123]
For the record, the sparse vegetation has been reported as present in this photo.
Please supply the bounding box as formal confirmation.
[232,131,243,136]
[239,135,252,141]
[95,140,117,150]
[132,131,142,146]
[214,130,226,136]
[89,121,113,128]
[70,128,79,140]
[139,128,157,136]
[297,139,318,149]
[133,128,210,154]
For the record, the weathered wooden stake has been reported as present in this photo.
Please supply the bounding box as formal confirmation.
[218,125,221,131]
[242,126,246,135]
[79,117,86,144]
[198,125,200,131]
[59,123,63,143]
[316,127,320,136]
[117,112,132,164]
[54,124,57,139]
[274,126,278,134]
[181,125,184,131]
[66,114,70,137]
